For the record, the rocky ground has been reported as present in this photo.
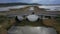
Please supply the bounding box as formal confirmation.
[0,15,60,34]
[0,6,60,34]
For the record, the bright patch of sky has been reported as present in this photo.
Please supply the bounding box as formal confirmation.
[0,0,60,4]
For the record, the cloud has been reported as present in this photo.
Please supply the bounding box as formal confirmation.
[25,0,59,4]
[30,0,40,3]
[0,0,60,4]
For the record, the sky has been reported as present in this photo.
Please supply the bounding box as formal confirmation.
[0,0,60,4]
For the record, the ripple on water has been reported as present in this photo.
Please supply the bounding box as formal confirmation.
[8,26,57,34]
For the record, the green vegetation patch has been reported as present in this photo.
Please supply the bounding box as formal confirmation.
[0,15,8,24]
[16,19,43,26]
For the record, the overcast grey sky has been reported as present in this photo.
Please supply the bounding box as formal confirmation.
[0,0,60,4]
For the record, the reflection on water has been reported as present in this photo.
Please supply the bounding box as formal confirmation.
[8,26,57,34]
[0,5,28,11]
[0,5,60,11]
[26,15,39,22]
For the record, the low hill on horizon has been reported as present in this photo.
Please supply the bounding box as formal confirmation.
[0,3,60,7]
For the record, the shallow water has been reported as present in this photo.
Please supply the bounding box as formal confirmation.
[0,5,60,11]
[8,26,57,34]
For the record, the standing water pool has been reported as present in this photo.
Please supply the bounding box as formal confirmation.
[8,26,57,34]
